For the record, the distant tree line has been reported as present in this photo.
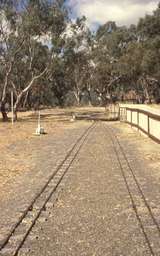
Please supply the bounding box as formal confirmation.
[0,0,160,121]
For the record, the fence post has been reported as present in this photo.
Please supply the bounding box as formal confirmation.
[118,106,121,121]
[125,108,127,122]
[137,109,139,131]
[148,114,150,135]
[131,109,132,126]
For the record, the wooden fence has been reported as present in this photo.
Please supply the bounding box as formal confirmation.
[106,104,120,120]
[119,106,160,144]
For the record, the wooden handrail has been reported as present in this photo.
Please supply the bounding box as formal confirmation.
[120,106,160,144]
[125,107,160,121]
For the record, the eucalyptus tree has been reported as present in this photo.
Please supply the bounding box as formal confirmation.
[62,16,94,105]
[91,22,132,104]
[137,3,160,39]
[134,3,160,102]
[138,37,160,103]
[0,0,68,120]
[0,2,24,120]
[12,0,68,119]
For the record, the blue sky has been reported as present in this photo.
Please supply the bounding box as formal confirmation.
[66,0,159,30]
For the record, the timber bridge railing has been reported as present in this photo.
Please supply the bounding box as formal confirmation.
[119,104,160,144]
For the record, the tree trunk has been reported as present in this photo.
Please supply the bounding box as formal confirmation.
[76,94,81,105]
[87,84,92,106]
[73,91,81,105]
[23,91,29,109]
[11,68,47,121]
[144,88,151,104]
[0,102,8,121]
[13,99,22,121]
[0,63,13,122]
[13,93,23,121]
[13,109,18,121]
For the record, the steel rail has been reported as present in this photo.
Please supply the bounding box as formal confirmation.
[0,122,95,256]
[105,124,160,256]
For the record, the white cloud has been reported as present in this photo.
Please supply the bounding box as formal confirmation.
[34,33,51,44]
[67,0,159,28]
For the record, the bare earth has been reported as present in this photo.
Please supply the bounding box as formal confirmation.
[0,108,103,194]
[0,107,160,255]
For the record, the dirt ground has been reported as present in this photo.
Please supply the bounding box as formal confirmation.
[17,121,160,256]
[1,107,160,255]
[1,106,160,192]
[0,107,106,192]
[114,122,160,170]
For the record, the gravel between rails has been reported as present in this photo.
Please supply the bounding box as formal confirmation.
[17,122,159,256]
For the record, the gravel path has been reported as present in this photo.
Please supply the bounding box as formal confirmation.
[16,122,160,256]
[0,121,91,248]
[1,120,160,255]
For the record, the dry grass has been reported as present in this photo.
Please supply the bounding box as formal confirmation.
[0,107,106,191]
[114,122,160,172]
[148,104,160,109]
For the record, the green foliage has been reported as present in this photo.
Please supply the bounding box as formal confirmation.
[1,0,160,117]
[137,5,160,38]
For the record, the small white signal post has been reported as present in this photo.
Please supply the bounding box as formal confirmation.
[35,111,45,135]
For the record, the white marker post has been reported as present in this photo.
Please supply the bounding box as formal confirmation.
[35,110,45,135]
[11,91,14,125]
[38,110,41,129]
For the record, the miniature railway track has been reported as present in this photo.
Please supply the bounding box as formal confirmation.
[0,122,95,256]
[106,125,160,256]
